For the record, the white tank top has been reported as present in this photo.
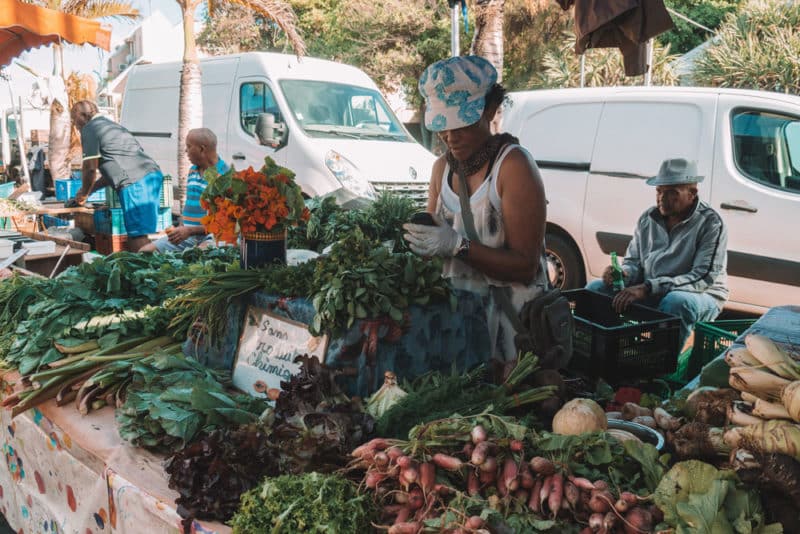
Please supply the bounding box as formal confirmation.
[435,143,549,363]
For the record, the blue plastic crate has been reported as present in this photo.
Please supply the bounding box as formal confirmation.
[94,207,171,235]
[87,189,106,203]
[42,214,71,228]
[93,208,126,235]
[55,179,82,201]
[0,182,15,198]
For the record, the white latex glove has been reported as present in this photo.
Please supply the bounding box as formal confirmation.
[403,214,462,257]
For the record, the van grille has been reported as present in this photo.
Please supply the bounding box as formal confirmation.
[372,181,429,207]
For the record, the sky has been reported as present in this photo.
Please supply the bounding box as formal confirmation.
[0,0,185,110]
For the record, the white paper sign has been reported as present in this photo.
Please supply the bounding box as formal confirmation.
[233,307,328,399]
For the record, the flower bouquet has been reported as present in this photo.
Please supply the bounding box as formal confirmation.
[201,157,309,267]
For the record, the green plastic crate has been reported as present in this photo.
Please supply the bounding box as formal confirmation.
[687,319,757,379]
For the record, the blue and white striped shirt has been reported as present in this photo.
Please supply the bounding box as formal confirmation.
[182,158,228,227]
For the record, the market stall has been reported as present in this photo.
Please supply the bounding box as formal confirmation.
[0,159,798,533]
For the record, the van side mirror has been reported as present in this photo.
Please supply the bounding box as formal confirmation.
[255,113,287,149]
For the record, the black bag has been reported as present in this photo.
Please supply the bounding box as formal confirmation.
[513,287,574,370]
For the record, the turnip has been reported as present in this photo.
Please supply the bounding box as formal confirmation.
[396,455,412,469]
[465,516,484,530]
[471,425,488,444]
[374,452,390,468]
[502,457,519,493]
[529,456,555,475]
[432,453,463,471]
[552,398,607,435]
[510,439,524,453]
[564,480,580,508]
[588,490,613,513]
[623,507,652,534]
[588,512,604,532]
[471,441,491,465]
[568,475,596,491]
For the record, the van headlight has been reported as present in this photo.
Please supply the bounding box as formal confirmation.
[325,150,376,200]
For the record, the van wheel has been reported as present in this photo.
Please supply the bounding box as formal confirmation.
[545,233,584,290]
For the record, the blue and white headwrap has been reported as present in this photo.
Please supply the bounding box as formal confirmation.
[419,56,498,132]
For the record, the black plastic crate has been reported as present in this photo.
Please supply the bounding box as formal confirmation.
[563,289,681,382]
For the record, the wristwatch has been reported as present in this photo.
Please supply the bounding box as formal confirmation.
[455,237,470,259]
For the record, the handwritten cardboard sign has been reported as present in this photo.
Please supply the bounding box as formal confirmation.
[233,306,328,400]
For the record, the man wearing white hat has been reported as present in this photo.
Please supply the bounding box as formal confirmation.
[586,158,729,350]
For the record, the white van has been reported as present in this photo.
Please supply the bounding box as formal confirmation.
[120,52,434,206]
[504,86,800,313]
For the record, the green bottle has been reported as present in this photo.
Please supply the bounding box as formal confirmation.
[610,252,625,292]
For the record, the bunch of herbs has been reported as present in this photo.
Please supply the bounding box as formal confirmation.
[116,353,268,452]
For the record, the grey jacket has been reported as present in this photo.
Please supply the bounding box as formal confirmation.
[622,200,729,307]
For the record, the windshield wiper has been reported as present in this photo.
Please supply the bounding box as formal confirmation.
[356,131,407,140]
[304,127,362,139]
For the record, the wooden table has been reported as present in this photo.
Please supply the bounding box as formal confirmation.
[19,245,85,277]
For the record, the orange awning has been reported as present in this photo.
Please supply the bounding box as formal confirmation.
[0,0,111,68]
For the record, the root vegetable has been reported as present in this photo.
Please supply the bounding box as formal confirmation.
[729,366,790,401]
[727,401,766,427]
[520,465,535,489]
[530,456,555,475]
[622,402,652,420]
[685,387,740,426]
[478,456,497,473]
[462,442,474,458]
[553,398,607,435]
[393,507,411,525]
[547,473,564,518]
[733,420,800,461]
[401,466,418,487]
[604,511,618,531]
[589,490,613,513]
[589,513,604,531]
[540,475,553,510]
[593,480,609,490]
[471,425,488,444]
[479,467,496,484]
[388,521,422,534]
[432,453,463,471]
[781,380,800,422]
[352,438,391,458]
[632,415,657,429]
[569,476,596,491]
[419,462,435,494]
[396,455,412,469]
[407,487,424,510]
[465,516,484,530]
[745,334,800,381]
[366,470,387,489]
[387,446,404,460]
[623,507,652,534]
[510,439,524,453]
[375,452,390,468]
[668,422,731,460]
[565,480,580,508]
[515,488,530,503]
[502,457,519,493]
[753,397,792,420]
[467,470,480,496]
[725,347,760,368]
[529,478,543,513]
[471,442,490,465]
[653,407,682,431]
[615,498,630,513]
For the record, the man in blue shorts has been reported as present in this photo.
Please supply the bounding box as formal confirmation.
[140,128,227,253]
[70,100,163,252]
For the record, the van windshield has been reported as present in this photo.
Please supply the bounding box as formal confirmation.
[279,80,412,142]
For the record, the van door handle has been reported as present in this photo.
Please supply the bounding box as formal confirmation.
[232,152,245,160]
[720,202,758,213]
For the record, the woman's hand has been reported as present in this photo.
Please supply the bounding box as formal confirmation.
[403,215,461,257]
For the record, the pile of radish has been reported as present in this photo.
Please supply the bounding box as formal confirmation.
[350,419,661,533]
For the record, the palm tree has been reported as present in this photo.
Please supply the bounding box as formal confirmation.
[174,0,305,209]
[23,1,138,185]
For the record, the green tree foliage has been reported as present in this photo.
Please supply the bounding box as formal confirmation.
[692,0,800,94]
[197,3,283,54]
[536,33,678,88]
[658,0,742,55]
[503,0,572,90]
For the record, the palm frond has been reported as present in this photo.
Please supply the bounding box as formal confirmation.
[225,0,306,55]
[61,0,139,21]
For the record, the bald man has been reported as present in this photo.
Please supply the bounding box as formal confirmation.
[140,128,228,253]
[71,100,163,252]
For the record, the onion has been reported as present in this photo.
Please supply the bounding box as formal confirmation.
[552,398,607,435]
